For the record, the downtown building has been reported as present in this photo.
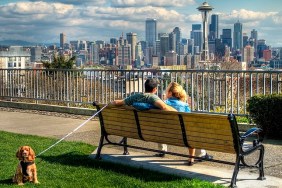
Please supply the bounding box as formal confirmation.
[0,46,31,69]
[145,18,157,65]
[233,20,243,52]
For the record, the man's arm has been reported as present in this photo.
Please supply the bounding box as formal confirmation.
[154,100,177,111]
[111,99,125,106]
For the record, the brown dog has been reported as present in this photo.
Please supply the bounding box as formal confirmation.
[13,146,39,185]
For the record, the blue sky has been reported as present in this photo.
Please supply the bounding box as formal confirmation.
[0,0,281,47]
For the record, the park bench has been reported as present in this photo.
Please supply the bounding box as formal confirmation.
[93,102,265,188]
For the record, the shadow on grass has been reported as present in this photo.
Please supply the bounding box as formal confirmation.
[0,178,13,185]
[38,151,185,182]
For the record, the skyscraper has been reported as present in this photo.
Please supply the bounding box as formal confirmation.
[173,27,181,54]
[233,20,243,51]
[257,39,268,58]
[221,29,232,49]
[243,45,254,64]
[243,33,249,48]
[169,32,176,52]
[60,33,66,49]
[145,18,157,47]
[126,32,137,63]
[160,34,169,61]
[209,14,218,40]
[191,24,202,51]
[251,29,258,58]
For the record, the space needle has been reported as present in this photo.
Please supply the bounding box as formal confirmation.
[197,2,213,68]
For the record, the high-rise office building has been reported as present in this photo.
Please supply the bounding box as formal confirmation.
[169,32,176,52]
[89,42,99,64]
[257,39,268,58]
[191,24,202,51]
[135,42,143,68]
[209,14,218,40]
[173,27,181,54]
[165,51,177,66]
[263,49,272,61]
[60,33,66,49]
[191,24,201,33]
[31,46,42,62]
[160,34,169,61]
[233,20,243,51]
[126,32,137,63]
[188,39,194,55]
[221,29,232,49]
[208,14,218,56]
[251,29,258,58]
[243,45,254,64]
[243,33,249,48]
[110,38,117,45]
[145,18,157,47]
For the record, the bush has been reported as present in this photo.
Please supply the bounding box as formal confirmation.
[247,94,282,139]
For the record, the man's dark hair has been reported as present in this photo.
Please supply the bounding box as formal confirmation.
[145,78,159,92]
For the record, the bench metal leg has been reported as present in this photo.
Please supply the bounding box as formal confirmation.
[230,155,240,188]
[95,135,105,160]
[123,137,129,155]
[257,145,266,180]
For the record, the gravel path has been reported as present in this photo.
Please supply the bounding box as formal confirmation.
[1,107,281,179]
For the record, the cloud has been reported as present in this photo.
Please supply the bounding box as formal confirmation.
[110,0,195,7]
[28,0,107,6]
[219,9,277,23]
[272,13,282,24]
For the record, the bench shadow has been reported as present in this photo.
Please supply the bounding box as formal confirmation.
[38,152,190,183]
[0,178,13,185]
[263,138,282,146]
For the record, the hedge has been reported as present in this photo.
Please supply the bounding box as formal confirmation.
[247,94,282,139]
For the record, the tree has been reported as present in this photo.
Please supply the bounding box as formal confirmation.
[42,55,76,69]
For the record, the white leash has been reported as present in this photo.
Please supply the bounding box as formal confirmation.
[36,103,109,158]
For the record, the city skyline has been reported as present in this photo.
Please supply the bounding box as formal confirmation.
[0,0,281,47]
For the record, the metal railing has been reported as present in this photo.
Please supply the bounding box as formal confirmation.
[1,68,282,116]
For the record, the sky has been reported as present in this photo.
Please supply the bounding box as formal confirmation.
[0,0,282,47]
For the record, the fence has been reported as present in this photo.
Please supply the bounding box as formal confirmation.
[1,68,282,116]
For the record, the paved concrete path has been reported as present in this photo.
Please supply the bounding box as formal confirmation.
[1,110,281,188]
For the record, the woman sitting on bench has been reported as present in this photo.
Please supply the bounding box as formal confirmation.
[162,82,212,165]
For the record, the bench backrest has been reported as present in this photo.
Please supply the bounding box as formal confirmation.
[96,104,239,154]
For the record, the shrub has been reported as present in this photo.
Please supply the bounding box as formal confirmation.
[247,94,282,139]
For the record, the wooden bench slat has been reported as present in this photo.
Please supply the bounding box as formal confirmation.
[141,129,184,140]
[139,124,182,132]
[138,112,180,121]
[103,119,137,128]
[186,128,233,138]
[102,109,135,116]
[187,131,233,141]
[139,122,181,131]
[142,137,186,147]
[103,116,136,126]
[189,141,236,153]
[105,127,140,139]
[188,137,234,146]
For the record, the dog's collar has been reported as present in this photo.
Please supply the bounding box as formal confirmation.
[20,161,34,165]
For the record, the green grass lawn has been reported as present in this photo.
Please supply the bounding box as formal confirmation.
[0,131,223,188]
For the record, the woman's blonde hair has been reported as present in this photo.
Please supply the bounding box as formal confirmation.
[166,82,187,102]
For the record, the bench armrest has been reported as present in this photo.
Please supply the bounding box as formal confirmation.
[240,127,264,146]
